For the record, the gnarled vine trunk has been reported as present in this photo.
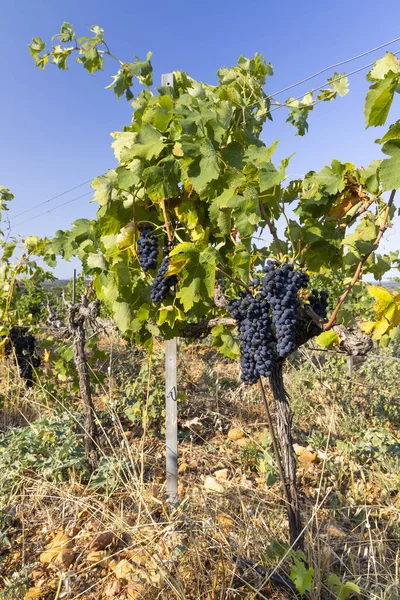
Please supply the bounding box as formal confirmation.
[67,304,99,471]
[268,361,303,549]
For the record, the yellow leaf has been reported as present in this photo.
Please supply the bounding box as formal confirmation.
[166,257,188,276]
[0,337,9,357]
[367,285,396,318]
[24,236,40,251]
[360,321,375,335]
[117,222,135,250]
[362,285,400,339]
[172,142,184,157]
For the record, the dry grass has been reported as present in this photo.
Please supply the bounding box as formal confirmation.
[0,340,399,599]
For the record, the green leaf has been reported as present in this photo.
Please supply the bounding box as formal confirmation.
[290,560,314,595]
[368,52,400,80]
[170,243,216,310]
[91,171,117,206]
[259,162,284,193]
[130,124,165,161]
[365,76,398,127]
[315,160,347,195]
[211,324,240,358]
[375,121,400,188]
[187,140,220,191]
[327,573,361,600]
[317,72,349,100]
[359,160,381,194]
[29,37,46,59]
[86,253,108,272]
[56,22,75,43]
[316,330,339,349]
[142,158,180,201]
[112,301,133,333]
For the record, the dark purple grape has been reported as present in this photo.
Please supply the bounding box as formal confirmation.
[150,255,178,303]
[138,224,159,272]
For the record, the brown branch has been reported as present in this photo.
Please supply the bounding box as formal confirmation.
[179,317,236,338]
[259,200,285,260]
[161,199,173,243]
[324,189,396,330]
[342,194,381,228]
[216,267,249,290]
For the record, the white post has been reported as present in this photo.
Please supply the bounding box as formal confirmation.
[72,269,77,304]
[165,337,178,504]
[162,72,178,504]
[347,355,354,378]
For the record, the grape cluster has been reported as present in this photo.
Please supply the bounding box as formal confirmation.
[262,261,309,358]
[150,255,178,303]
[137,225,159,272]
[5,327,40,387]
[228,291,275,384]
[228,262,330,385]
[309,288,329,320]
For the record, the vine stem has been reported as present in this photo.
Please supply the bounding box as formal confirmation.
[216,267,248,290]
[161,199,173,243]
[323,188,396,330]
[340,190,384,229]
[258,201,285,260]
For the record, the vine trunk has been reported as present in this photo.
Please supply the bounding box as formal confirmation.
[268,361,303,549]
[68,307,99,471]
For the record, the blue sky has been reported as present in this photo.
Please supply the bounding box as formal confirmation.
[1,0,399,277]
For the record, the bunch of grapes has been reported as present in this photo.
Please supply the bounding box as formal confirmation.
[229,262,330,384]
[309,288,329,320]
[228,291,275,384]
[262,261,310,358]
[137,224,159,272]
[5,327,40,387]
[150,254,178,303]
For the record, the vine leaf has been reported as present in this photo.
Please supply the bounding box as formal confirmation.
[211,324,240,358]
[365,76,398,128]
[290,559,314,595]
[316,330,339,349]
[112,300,133,333]
[326,573,361,600]
[360,285,400,339]
[142,158,180,201]
[186,140,220,191]
[368,52,400,80]
[376,121,400,189]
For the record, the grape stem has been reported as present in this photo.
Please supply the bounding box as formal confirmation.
[259,200,285,260]
[323,188,396,330]
[216,267,248,290]
[160,199,173,243]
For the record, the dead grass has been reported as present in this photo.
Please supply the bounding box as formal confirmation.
[0,340,399,599]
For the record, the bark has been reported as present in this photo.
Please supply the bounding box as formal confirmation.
[67,302,99,471]
[179,317,236,338]
[268,361,303,549]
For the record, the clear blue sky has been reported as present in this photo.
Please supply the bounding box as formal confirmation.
[1,0,399,277]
